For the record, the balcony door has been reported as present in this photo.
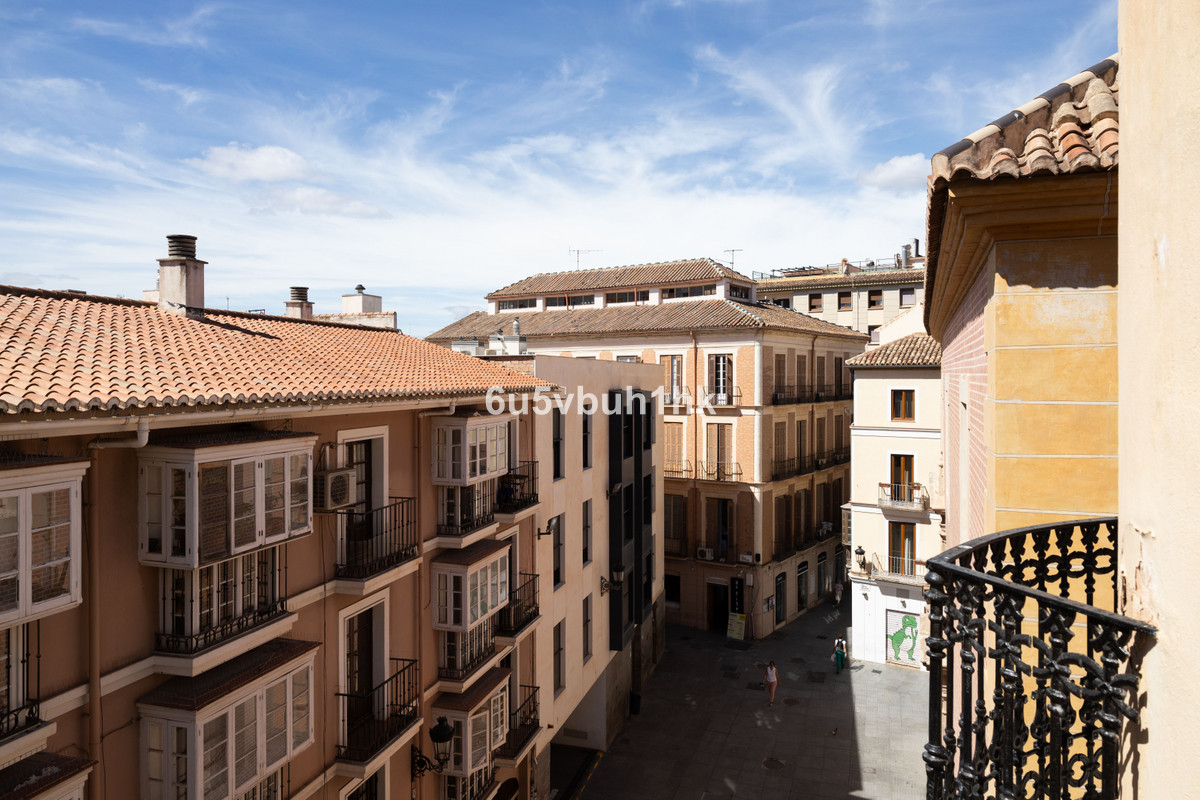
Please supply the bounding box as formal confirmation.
[889,522,915,576]
[891,454,914,503]
[345,605,378,752]
[707,423,732,479]
[710,354,731,404]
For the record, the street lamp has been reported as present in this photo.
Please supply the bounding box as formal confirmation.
[411,717,455,779]
[854,546,867,571]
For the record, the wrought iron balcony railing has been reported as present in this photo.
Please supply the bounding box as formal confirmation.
[336,497,419,580]
[436,492,496,539]
[336,657,420,763]
[924,517,1155,800]
[0,698,39,742]
[771,456,797,481]
[438,620,498,682]
[496,462,538,515]
[878,482,928,511]
[494,685,540,760]
[156,599,289,655]
[664,536,686,557]
[664,460,692,479]
[495,573,539,637]
[704,385,742,407]
[697,461,743,482]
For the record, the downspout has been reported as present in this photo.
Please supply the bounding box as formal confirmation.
[690,332,700,552]
[86,419,149,800]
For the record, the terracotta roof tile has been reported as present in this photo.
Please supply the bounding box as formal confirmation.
[925,56,1118,331]
[0,287,552,415]
[756,268,925,293]
[847,333,941,368]
[427,299,867,343]
[486,258,753,299]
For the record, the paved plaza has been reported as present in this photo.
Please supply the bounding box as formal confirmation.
[575,601,927,799]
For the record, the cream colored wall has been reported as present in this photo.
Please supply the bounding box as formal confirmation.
[1118,4,1200,797]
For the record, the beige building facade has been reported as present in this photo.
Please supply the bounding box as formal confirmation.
[0,236,661,800]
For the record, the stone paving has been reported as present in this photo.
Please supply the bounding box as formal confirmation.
[577,601,927,799]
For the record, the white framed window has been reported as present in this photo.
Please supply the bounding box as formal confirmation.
[432,548,510,632]
[439,683,508,780]
[432,417,510,485]
[437,479,497,534]
[139,437,316,569]
[0,461,87,627]
[142,658,314,800]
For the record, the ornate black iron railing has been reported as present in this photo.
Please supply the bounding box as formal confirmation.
[156,600,289,654]
[697,461,742,482]
[336,497,419,579]
[924,517,1155,800]
[436,489,495,538]
[495,685,540,760]
[771,456,797,481]
[336,657,420,763]
[495,573,539,637]
[496,462,538,514]
[438,620,498,682]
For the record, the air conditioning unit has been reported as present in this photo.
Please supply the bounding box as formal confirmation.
[696,547,714,561]
[315,468,357,511]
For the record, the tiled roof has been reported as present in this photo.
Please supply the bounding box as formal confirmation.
[486,258,753,299]
[847,333,941,368]
[925,56,1119,331]
[427,299,867,343]
[756,267,925,293]
[0,287,552,415]
[432,667,510,713]
[139,638,320,711]
[0,752,94,800]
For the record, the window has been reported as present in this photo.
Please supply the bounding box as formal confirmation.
[661,284,716,299]
[552,410,564,480]
[729,284,750,299]
[140,437,315,568]
[900,287,916,307]
[662,355,683,403]
[709,354,733,402]
[665,423,684,477]
[553,621,565,693]
[837,291,851,311]
[808,294,822,312]
[605,291,648,304]
[0,463,86,626]
[437,479,497,536]
[664,495,686,553]
[869,325,881,343]
[889,522,916,575]
[582,595,593,661]
[616,356,640,362]
[552,514,564,588]
[143,660,314,800]
[440,684,507,796]
[347,771,381,800]
[544,296,567,308]
[581,406,592,469]
[569,294,596,306]
[433,549,510,630]
[868,289,884,309]
[433,419,509,484]
[891,389,915,421]
[497,298,536,310]
[664,574,680,607]
[774,297,791,309]
[582,501,591,564]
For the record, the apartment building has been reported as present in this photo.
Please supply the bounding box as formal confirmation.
[845,329,943,669]
[754,248,926,341]
[427,258,868,639]
[0,235,659,800]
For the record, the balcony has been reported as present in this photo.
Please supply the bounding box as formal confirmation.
[662,388,692,409]
[495,573,539,639]
[494,685,540,764]
[336,497,419,580]
[439,621,499,683]
[156,599,290,655]
[437,492,496,539]
[770,385,797,405]
[0,698,40,744]
[697,461,743,482]
[664,536,686,557]
[336,657,420,763]
[703,385,742,408]
[924,518,1155,800]
[665,460,692,479]
[878,482,928,512]
[496,462,538,516]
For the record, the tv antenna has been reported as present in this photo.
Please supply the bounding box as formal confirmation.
[569,248,602,268]
[723,249,743,269]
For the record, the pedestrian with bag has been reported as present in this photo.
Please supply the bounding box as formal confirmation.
[833,637,847,674]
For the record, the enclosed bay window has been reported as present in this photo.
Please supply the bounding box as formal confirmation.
[139,434,316,569]
[0,460,87,627]
[439,681,507,799]
[432,416,511,486]
[141,646,315,800]
[437,479,497,537]
[432,543,510,631]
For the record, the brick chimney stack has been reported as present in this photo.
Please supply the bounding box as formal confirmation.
[157,235,206,319]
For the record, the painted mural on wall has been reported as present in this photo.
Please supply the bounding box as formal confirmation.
[885,609,921,666]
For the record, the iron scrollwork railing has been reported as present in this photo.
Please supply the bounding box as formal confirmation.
[336,657,420,763]
[495,573,539,637]
[336,497,418,580]
[924,517,1155,800]
[496,462,538,514]
[156,600,289,654]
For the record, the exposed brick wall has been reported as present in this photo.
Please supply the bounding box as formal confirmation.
[941,266,990,547]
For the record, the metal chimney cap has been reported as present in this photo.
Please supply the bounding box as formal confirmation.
[166,235,197,259]
[290,286,310,302]
[355,284,366,294]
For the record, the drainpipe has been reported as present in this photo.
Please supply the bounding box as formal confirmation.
[85,418,149,800]
[690,331,700,552]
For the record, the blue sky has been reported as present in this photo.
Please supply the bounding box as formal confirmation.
[0,1,1117,336]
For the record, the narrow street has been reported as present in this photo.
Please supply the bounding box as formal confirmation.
[575,601,927,799]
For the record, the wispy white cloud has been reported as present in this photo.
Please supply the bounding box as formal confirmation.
[186,143,311,183]
[72,5,220,48]
[247,186,389,219]
[138,78,207,108]
[857,153,928,192]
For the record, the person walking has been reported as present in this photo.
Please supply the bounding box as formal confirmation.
[764,660,779,706]
[834,580,844,606]
[834,637,848,674]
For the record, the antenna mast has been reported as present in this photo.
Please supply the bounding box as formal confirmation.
[723,249,743,269]
[569,248,602,268]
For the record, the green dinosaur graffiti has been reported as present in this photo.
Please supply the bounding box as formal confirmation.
[890,614,919,662]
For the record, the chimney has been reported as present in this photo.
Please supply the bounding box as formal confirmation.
[157,234,206,319]
[285,287,314,320]
[341,284,383,314]
[901,244,911,268]
[910,238,921,258]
